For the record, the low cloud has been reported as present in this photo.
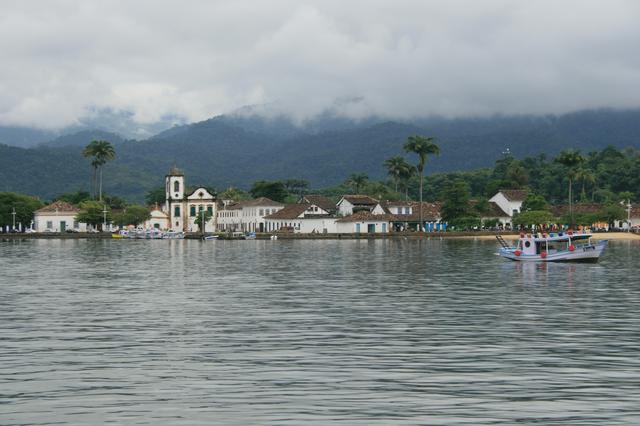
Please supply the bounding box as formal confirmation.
[1,0,640,129]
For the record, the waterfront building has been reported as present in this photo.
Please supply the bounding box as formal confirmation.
[34,201,87,232]
[264,202,335,233]
[216,197,284,232]
[336,195,386,216]
[381,201,445,232]
[164,167,216,232]
[143,206,170,230]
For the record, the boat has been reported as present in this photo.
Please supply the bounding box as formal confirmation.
[164,230,185,239]
[245,232,256,240]
[497,231,607,263]
[202,235,218,240]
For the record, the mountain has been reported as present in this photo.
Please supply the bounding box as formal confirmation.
[0,126,59,148]
[1,108,640,201]
[42,130,126,148]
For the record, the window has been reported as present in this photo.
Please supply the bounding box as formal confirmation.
[207,206,213,215]
[174,180,180,193]
[46,221,53,229]
[259,209,264,216]
[190,206,196,216]
[74,221,79,229]
[174,206,180,217]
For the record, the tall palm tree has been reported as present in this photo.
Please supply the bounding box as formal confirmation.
[404,135,440,230]
[554,149,585,227]
[83,140,116,201]
[384,156,413,193]
[346,173,368,194]
[575,167,596,202]
[398,165,416,200]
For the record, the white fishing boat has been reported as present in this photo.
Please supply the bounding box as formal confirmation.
[497,231,607,263]
[164,230,185,239]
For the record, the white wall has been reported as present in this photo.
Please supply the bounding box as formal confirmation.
[34,213,87,232]
[489,193,522,217]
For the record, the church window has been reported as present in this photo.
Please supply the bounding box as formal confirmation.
[190,206,196,216]
[207,206,213,214]
[174,180,180,193]
[174,206,180,217]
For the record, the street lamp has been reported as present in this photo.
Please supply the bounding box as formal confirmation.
[102,205,108,232]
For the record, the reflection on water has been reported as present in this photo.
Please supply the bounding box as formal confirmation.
[1,239,639,425]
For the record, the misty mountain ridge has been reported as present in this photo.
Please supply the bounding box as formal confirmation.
[1,107,640,201]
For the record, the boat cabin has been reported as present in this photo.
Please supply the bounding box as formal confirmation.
[515,231,593,258]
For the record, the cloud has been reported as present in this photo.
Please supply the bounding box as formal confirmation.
[1,0,640,129]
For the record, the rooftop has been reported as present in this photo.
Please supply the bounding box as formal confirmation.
[35,201,79,213]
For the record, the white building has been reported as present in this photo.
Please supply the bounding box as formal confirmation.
[143,206,170,230]
[217,197,285,232]
[335,211,393,233]
[336,195,386,216]
[164,167,217,232]
[489,190,527,218]
[34,201,87,232]
[265,203,335,233]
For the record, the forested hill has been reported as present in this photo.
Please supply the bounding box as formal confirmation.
[1,108,640,201]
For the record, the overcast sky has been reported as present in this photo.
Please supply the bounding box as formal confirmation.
[2,0,640,129]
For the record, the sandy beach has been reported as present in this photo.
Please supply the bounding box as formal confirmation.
[455,232,640,241]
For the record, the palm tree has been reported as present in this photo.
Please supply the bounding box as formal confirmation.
[575,167,596,202]
[346,173,368,194]
[554,149,585,227]
[384,156,413,193]
[398,165,416,200]
[83,140,116,201]
[404,135,440,230]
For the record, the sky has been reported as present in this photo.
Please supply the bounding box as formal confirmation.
[2,0,640,130]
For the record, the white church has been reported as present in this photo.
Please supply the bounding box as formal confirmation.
[148,166,217,232]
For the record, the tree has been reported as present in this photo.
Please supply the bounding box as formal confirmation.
[76,200,111,231]
[575,168,596,202]
[0,192,44,229]
[82,140,116,202]
[505,160,529,188]
[521,193,548,212]
[440,179,472,222]
[398,165,417,200]
[284,179,309,198]
[249,180,288,202]
[54,191,92,205]
[554,149,585,227]
[384,156,412,193]
[345,173,368,194]
[404,135,440,228]
[112,205,150,227]
[220,187,251,201]
[145,187,166,206]
[194,209,213,234]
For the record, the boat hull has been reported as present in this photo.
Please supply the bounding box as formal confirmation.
[499,240,607,262]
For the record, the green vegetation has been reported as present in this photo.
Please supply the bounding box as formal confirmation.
[82,140,116,201]
[403,135,440,227]
[194,209,213,232]
[76,200,111,230]
[249,181,288,202]
[0,192,44,228]
[112,205,151,227]
[345,173,369,194]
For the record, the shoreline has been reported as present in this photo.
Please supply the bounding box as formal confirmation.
[2,231,639,241]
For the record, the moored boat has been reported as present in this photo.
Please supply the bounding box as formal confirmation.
[497,231,607,263]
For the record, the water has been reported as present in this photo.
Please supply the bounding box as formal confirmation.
[1,238,639,425]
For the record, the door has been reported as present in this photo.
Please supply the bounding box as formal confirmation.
[355,223,361,233]
[60,221,66,232]
[367,224,376,233]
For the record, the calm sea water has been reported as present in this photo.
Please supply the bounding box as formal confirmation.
[1,238,639,425]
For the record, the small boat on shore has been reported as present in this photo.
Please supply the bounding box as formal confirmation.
[497,231,607,263]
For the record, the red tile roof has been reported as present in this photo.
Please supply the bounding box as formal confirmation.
[340,195,379,206]
[499,189,528,202]
[300,195,335,212]
[35,201,79,213]
[265,203,310,220]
